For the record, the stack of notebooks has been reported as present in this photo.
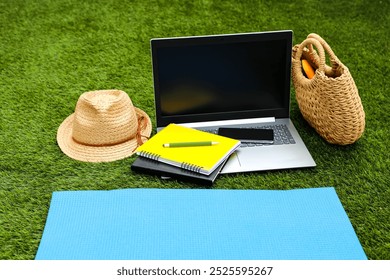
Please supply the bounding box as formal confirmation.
[131,123,241,185]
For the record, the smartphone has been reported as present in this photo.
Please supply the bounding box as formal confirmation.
[218,127,274,144]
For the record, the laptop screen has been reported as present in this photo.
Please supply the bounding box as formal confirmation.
[151,31,293,127]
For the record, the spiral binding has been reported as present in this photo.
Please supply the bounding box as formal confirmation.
[138,151,160,161]
[181,162,203,173]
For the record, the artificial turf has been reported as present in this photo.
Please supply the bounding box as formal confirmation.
[0,0,389,260]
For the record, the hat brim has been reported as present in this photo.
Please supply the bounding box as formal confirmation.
[57,107,152,162]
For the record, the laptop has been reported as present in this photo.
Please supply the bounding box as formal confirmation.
[150,30,316,174]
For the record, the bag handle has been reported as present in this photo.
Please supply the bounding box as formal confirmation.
[306,33,342,73]
[293,34,343,82]
[293,37,326,83]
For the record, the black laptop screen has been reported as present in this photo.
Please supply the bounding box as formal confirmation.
[151,31,292,127]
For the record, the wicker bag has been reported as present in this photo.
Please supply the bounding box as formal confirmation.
[292,33,365,145]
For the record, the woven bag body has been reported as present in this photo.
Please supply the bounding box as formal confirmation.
[292,34,365,145]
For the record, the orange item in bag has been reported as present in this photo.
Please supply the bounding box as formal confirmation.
[302,59,315,79]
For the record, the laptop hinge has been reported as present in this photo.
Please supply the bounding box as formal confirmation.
[178,117,276,129]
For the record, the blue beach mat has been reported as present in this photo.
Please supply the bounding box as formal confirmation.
[35,187,367,260]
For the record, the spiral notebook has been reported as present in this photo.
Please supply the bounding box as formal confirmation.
[135,123,240,175]
[131,156,226,186]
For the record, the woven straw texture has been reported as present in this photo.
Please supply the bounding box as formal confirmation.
[57,90,152,162]
[292,33,365,145]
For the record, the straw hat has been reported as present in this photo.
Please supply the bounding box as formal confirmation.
[57,90,152,162]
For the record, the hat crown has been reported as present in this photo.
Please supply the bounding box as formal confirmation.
[72,90,138,146]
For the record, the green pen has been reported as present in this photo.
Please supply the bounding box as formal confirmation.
[162,141,219,148]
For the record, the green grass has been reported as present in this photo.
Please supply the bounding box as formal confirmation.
[0,0,389,260]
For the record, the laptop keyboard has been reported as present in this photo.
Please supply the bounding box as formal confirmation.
[202,124,296,147]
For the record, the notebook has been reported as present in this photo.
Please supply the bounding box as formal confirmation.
[150,30,316,173]
[131,156,226,186]
[135,123,240,175]
[35,187,367,260]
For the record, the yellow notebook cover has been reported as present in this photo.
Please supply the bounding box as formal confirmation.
[136,124,241,175]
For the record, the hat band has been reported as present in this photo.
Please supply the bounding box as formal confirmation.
[71,115,150,148]
[133,115,150,151]
[71,136,133,147]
